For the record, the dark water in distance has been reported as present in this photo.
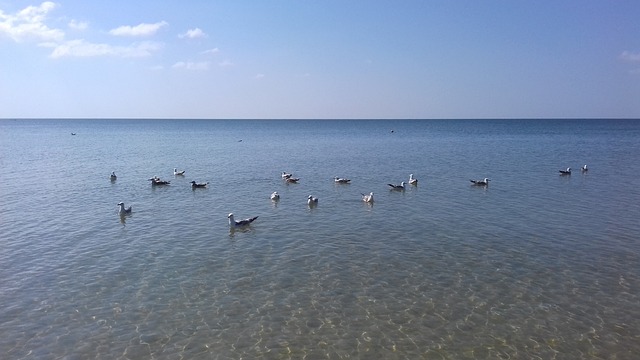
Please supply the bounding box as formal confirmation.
[1,119,639,359]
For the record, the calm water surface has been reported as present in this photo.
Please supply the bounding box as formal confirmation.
[1,119,639,359]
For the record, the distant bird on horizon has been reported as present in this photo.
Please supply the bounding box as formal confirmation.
[270,191,280,201]
[470,178,490,186]
[174,168,186,176]
[361,192,374,203]
[559,167,572,175]
[117,202,132,215]
[191,181,208,188]
[334,176,351,184]
[388,182,406,190]
[228,213,258,227]
[409,174,418,185]
[307,195,319,206]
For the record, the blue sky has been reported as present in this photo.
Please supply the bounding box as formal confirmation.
[1,1,639,119]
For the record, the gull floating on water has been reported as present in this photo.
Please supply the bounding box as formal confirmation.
[559,167,571,175]
[149,177,170,186]
[409,174,418,185]
[307,195,319,206]
[581,164,588,172]
[270,191,280,200]
[117,202,132,215]
[110,172,117,181]
[470,178,490,186]
[228,213,258,227]
[286,177,300,183]
[191,181,208,188]
[361,192,374,203]
[282,171,293,179]
[388,182,406,190]
[334,177,351,184]
[174,168,186,176]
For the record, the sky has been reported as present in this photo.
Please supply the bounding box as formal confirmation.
[1,0,639,119]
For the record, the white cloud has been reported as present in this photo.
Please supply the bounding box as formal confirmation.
[109,21,168,37]
[172,61,210,70]
[0,1,64,42]
[179,28,207,39]
[68,19,88,31]
[48,39,163,58]
[201,48,219,55]
[620,51,640,62]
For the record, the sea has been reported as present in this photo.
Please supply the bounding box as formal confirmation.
[0,119,639,359]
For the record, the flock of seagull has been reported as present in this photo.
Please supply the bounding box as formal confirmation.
[559,164,588,175]
[114,164,588,228]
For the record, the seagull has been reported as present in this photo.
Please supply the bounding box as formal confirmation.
[281,171,292,179]
[174,168,186,176]
[361,192,374,203]
[117,202,132,215]
[228,213,258,227]
[470,178,490,186]
[191,181,208,188]
[387,182,406,190]
[409,174,418,185]
[581,164,588,172]
[110,172,117,181]
[149,177,170,185]
[334,177,351,184]
[559,167,572,175]
[270,191,280,200]
[307,195,319,206]
[286,177,300,183]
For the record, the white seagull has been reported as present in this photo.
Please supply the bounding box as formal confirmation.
[388,182,406,190]
[270,191,280,200]
[581,164,588,172]
[409,174,418,185]
[361,192,374,203]
[281,171,292,179]
[228,213,258,227]
[174,168,186,176]
[110,172,117,181]
[117,202,132,215]
[307,195,319,206]
[470,178,490,186]
[559,167,571,175]
[334,176,351,184]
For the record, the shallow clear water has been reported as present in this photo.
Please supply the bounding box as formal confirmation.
[1,119,639,359]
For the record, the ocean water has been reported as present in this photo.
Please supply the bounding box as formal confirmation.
[0,119,639,359]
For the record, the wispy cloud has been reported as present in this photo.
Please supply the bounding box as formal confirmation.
[179,28,207,39]
[68,19,88,31]
[0,1,64,42]
[172,61,210,70]
[201,48,219,55]
[255,73,265,79]
[47,39,163,58]
[620,51,640,62]
[109,21,168,37]
[218,59,234,67]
